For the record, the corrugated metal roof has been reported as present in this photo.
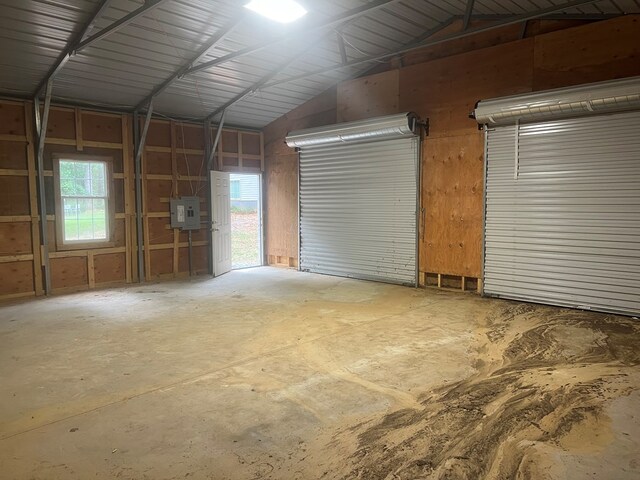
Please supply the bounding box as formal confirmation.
[0,0,637,128]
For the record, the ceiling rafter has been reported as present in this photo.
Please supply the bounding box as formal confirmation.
[134,13,244,111]
[204,31,330,123]
[34,0,174,98]
[74,0,173,53]
[33,0,112,97]
[462,0,475,30]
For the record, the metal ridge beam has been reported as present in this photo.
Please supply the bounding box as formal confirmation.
[183,0,402,76]
[259,0,603,90]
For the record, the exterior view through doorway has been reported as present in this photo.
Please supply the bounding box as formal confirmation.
[230,173,263,269]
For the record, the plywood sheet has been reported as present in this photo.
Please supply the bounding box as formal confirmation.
[94,253,126,284]
[145,151,172,175]
[46,109,75,139]
[421,133,484,277]
[51,256,88,289]
[533,15,640,90]
[399,38,534,139]
[0,176,30,215]
[0,261,33,295]
[175,123,204,150]
[82,113,123,143]
[337,70,399,122]
[0,222,32,255]
[178,245,207,274]
[0,102,26,136]
[114,218,126,248]
[150,249,173,277]
[0,141,28,169]
[145,179,172,213]
[176,153,205,177]
[265,153,298,259]
[221,131,238,153]
[241,133,261,155]
[146,121,171,147]
[148,217,173,245]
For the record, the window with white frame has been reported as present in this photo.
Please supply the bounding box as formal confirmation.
[54,156,113,247]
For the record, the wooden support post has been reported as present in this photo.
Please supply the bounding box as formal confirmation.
[34,80,53,294]
[461,276,466,291]
[238,131,243,169]
[134,103,153,282]
[259,131,265,171]
[24,103,44,295]
[75,107,84,151]
[477,278,483,294]
[437,273,442,288]
[121,114,132,283]
[171,121,179,276]
[87,252,95,288]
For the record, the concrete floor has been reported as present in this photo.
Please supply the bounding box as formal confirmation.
[0,267,638,479]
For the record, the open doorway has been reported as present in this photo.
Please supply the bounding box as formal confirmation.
[230,173,262,269]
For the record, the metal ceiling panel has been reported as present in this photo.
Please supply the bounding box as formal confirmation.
[0,0,637,127]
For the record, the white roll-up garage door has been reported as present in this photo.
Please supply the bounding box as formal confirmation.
[476,77,640,316]
[286,113,419,286]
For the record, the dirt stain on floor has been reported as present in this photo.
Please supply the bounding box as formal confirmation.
[307,303,640,480]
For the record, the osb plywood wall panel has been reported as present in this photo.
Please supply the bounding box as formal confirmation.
[337,70,399,122]
[390,19,591,71]
[1,99,264,299]
[402,39,535,277]
[533,15,640,90]
[141,120,263,280]
[0,101,41,298]
[263,87,337,266]
[262,15,640,280]
[143,120,207,280]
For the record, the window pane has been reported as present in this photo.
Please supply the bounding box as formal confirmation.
[59,159,109,244]
[63,197,79,241]
[59,160,107,197]
[90,162,106,196]
[77,198,94,240]
[92,198,107,239]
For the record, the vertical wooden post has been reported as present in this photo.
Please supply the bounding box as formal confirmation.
[87,252,95,288]
[259,131,265,171]
[437,273,442,288]
[171,121,179,276]
[461,276,466,291]
[74,107,84,151]
[121,114,133,283]
[24,103,44,295]
[238,131,243,170]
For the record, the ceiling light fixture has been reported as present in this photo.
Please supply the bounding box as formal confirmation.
[244,0,308,24]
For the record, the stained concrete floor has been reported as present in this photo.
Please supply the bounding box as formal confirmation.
[0,267,638,479]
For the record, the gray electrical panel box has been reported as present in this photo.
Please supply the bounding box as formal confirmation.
[170,196,200,230]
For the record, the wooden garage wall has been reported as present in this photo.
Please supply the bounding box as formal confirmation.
[0,102,135,298]
[263,88,338,268]
[141,120,263,280]
[0,101,263,300]
[0,101,43,299]
[263,15,640,285]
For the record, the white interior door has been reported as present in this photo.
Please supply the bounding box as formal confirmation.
[211,171,232,276]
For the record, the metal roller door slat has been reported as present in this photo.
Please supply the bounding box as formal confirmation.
[483,109,640,315]
[290,115,419,286]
